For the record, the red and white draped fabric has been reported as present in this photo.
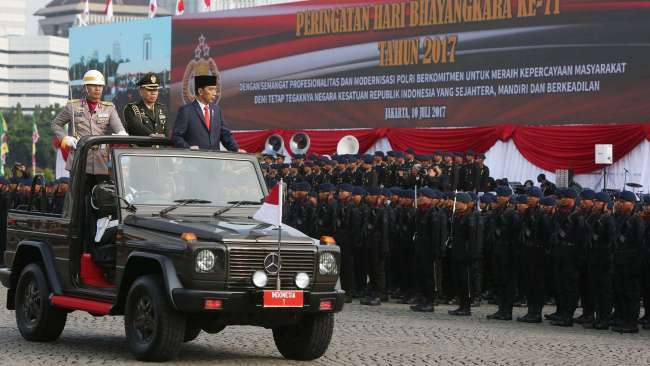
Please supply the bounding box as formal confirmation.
[175,0,185,15]
[148,0,157,18]
[253,181,283,227]
[104,0,113,21]
[231,124,650,191]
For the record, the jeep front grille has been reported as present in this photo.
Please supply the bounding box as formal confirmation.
[227,248,316,290]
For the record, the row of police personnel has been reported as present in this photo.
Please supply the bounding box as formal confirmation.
[283,181,650,333]
[261,149,492,192]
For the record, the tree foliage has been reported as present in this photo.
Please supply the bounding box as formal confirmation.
[0,103,61,176]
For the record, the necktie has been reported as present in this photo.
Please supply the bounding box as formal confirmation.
[203,105,211,131]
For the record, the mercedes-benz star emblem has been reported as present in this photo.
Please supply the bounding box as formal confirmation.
[264,253,282,275]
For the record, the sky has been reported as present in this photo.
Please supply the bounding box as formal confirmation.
[69,17,171,73]
[27,0,50,35]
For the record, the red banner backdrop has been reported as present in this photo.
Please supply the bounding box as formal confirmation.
[234,123,650,174]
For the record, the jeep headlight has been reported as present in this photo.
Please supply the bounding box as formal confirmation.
[319,252,338,275]
[252,271,268,288]
[295,272,310,289]
[196,250,215,272]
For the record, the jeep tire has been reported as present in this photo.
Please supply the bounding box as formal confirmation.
[183,319,202,342]
[15,263,67,342]
[272,313,334,360]
[124,275,186,361]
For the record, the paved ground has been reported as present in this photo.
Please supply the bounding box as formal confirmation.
[0,287,648,365]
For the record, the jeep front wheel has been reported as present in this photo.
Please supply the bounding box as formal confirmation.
[272,313,334,360]
[124,275,186,361]
[15,263,67,342]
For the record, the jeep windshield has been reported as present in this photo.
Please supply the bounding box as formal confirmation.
[116,154,265,209]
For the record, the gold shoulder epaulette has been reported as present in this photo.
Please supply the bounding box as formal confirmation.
[100,101,114,106]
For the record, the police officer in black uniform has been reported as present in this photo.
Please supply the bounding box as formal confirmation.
[583,191,617,329]
[476,153,491,192]
[360,155,379,188]
[286,181,311,232]
[479,193,497,303]
[611,191,645,333]
[517,190,552,323]
[448,192,483,316]
[548,188,588,327]
[387,187,402,296]
[639,195,650,330]
[334,183,355,303]
[320,160,336,185]
[122,72,168,136]
[396,189,417,303]
[393,152,407,188]
[461,150,478,191]
[411,188,447,312]
[575,189,596,326]
[316,183,337,238]
[487,186,520,321]
[360,187,390,306]
[350,186,368,298]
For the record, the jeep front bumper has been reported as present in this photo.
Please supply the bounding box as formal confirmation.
[171,289,345,314]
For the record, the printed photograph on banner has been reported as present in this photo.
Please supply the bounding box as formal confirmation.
[69,17,172,115]
[170,0,650,130]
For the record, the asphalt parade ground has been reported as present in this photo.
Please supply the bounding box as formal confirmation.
[0,287,648,365]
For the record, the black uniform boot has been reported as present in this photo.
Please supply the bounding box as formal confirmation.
[448,308,471,316]
[487,311,502,320]
[611,324,639,334]
[411,303,434,312]
[545,312,561,321]
[551,317,573,327]
[360,296,381,306]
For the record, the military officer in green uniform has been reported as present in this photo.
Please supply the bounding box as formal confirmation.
[122,72,168,137]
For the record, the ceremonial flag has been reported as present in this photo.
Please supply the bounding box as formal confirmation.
[201,0,211,12]
[0,113,8,176]
[148,0,157,18]
[253,181,283,227]
[32,120,40,176]
[81,0,90,25]
[175,0,185,15]
[105,0,113,21]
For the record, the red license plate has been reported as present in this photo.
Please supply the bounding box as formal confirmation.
[263,290,304,308]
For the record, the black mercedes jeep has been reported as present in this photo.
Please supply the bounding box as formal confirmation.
[0,136,343,361]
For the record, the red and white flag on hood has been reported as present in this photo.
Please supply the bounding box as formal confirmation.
[253,181,283,226]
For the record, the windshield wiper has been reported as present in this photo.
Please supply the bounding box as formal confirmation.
[117,196,137,214]
[158,199,212,217]
[213,199,263,218]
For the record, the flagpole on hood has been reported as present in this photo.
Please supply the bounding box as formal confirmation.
[276,178,283,290]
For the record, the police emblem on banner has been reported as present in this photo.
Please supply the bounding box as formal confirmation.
[182,34,221,104]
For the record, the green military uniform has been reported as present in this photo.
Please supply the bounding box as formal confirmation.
[123,100,168,136]
[122,73,168,136]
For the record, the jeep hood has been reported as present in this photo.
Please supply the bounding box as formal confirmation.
[123,215,314,244]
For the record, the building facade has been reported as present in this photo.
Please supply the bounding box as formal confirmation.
[0,36,69,112]
[35,0,171,38]
[0,1,28,37]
